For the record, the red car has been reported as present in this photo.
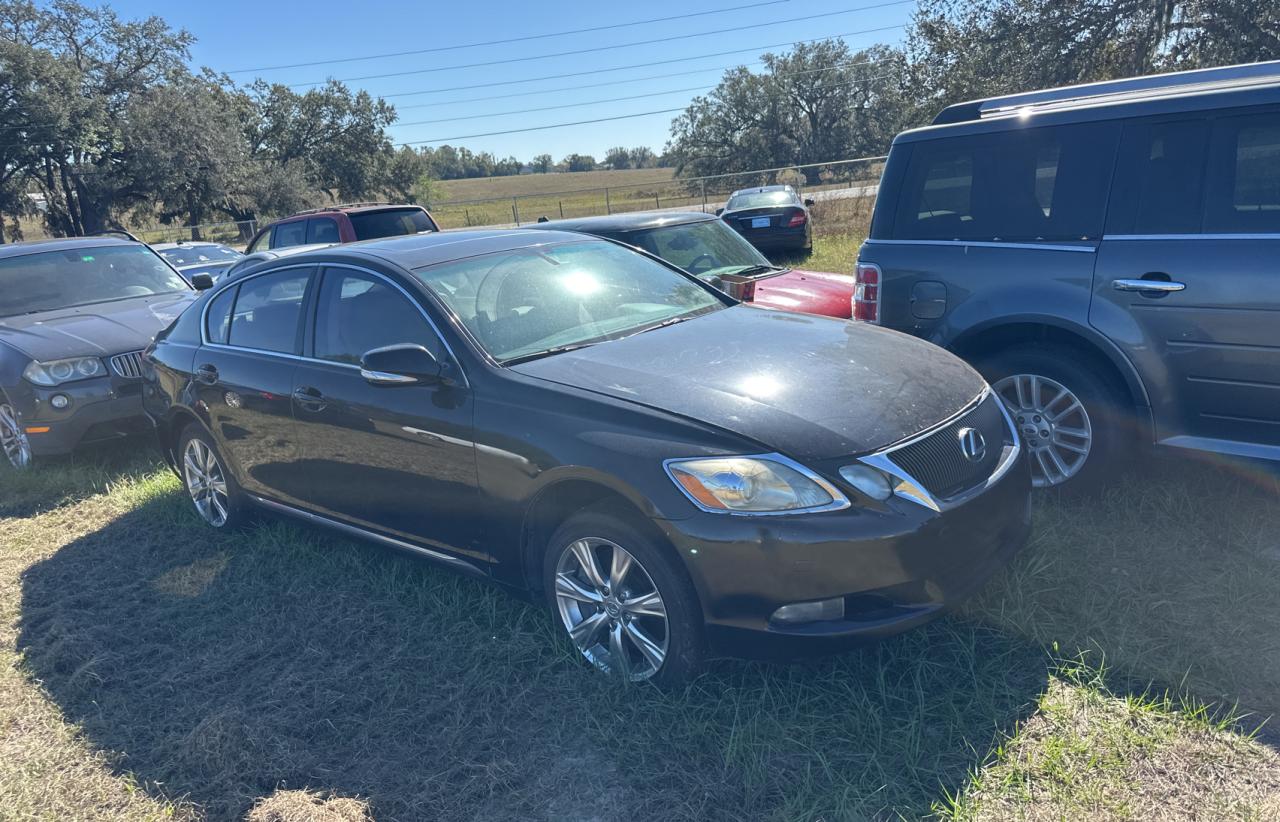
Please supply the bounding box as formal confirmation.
[246,203,439,253]
[529,211,853,318]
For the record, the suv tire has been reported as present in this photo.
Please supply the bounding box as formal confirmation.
[978,344,1127,493]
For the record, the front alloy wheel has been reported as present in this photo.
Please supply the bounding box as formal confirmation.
[0,403,32,470]
[993,373,1092,488]
[554,537,669,681]
[183,437,230,527]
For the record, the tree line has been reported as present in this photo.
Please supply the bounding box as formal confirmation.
[665,0,1280,178]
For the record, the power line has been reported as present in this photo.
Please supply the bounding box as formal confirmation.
[376,26,905,101]
[392,70,899,129]
[227,0,793,74]
[290,2,914,88]
[398,107,690,146]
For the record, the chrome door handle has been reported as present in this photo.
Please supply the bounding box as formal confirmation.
[291,387,326,412]
[1113,279,1185,293]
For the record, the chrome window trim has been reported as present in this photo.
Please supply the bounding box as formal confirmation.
[248,494,485,578]
[198,261,468,387]
[855,389,1023,513]
[861,239,1097,253]
[662,452,851,516]
[1102,233,1280,241]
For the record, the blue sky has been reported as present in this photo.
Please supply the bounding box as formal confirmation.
[109,0,914,161]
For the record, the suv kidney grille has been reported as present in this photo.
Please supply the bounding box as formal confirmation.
[109,350,145,379]
[885,394,1006,499]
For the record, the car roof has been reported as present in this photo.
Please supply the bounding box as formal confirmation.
[269,228,606,271]
[283,203,426,220]
[729,185,792,197]
[901,60,1280,143]
[527,211,717,234]
[0,236,138,261]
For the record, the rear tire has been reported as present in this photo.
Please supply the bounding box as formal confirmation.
[977,344,1127,493]
[543,502,705,685]
[177,423,249,529]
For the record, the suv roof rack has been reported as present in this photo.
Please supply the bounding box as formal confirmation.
[933,60,1280,125]
[288,201,396,217]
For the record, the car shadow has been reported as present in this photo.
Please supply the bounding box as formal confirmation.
[18,490,1052,821]
[0,437,161,518]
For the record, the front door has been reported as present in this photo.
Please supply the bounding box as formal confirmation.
[194,265,315,504]
[1091,109,1280,453]
[290,265,482,560]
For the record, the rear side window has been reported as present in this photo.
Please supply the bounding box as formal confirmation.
[1106,119,1209,235]
[348,208,436,241]
[893,122,1118,242]
[205,286,237,344]
[227,269,311,353]
[307,217,341,244]
[271,220,307,249]
[1205,112,1280,234]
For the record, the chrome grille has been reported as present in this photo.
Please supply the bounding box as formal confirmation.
[109,350,145,379]
[884,394,1007,499]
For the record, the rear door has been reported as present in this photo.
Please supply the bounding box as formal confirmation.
[194,265,315,504]
[1090,107,1280,452]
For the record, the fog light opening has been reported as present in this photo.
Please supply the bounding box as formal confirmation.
[771,597,845,626]
[50,394,70,410]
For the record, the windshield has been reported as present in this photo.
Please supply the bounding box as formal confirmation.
[413,240,724,363]
[625,219,774,279]
[350,208,436,241]
[727,190,798,210]
[0,245,190,317]
[156,244,241,267]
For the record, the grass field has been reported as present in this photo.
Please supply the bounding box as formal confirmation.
[2,438,1278,820]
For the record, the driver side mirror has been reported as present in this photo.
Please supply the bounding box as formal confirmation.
[190,273,214,291]
[803,198,815,207]
[360,344,442,386]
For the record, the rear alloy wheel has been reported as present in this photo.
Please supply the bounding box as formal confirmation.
[545,504,704,684]
[992,373,1092,487]
[0,402,32,470]
[179,425,247,529]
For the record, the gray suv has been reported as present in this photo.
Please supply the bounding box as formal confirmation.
[857,61,1280,489]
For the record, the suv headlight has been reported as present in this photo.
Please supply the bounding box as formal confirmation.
[23,357,106,386]
[665,454,847,513]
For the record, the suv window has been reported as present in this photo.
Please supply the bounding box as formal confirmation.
[1106,119,1209,236]
[348,208,435,241]
[271,220,307,249]
[227,269,310,353]
[893,122,1118,242]
[1205,112,1280,234]
[307,217,341,244]
[313,269,439,364]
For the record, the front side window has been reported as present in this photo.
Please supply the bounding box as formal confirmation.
[0,245,190,317]
[894,122,1118,242]
[628,219,773,279]
[413,240,724,363]
[227,269,310,353]
[1205,112,1280,234]
[349,208,436,241]
[271,220,307,249]
[313,269,438,364]
[726,189,798,210]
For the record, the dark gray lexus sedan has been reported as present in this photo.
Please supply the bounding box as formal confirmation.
[0,237,196,469]
[144,229,1030,683]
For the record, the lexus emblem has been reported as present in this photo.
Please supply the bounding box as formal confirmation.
[958,427,986,462]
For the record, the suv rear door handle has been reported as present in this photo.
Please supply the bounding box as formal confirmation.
[1113,278,1185,293]
[194,364,219,385]
[292,386,327,412]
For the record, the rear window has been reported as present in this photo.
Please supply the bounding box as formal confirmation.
[726,190,798,210]
[892,122,1119,242]
[349,208,436,241]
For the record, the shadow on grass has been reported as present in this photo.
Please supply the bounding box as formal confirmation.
[18,491,1050,821]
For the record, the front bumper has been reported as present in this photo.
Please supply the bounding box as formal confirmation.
[7,377,152,456]
[657,449,1032,659]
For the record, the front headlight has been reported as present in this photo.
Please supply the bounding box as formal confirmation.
[23,357,106,386]
[665,454,847,513]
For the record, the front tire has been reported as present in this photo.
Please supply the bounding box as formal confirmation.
[0,398,33,471]
[178,424,248,529]
[978,344,1126,492]
[544,503,705,685]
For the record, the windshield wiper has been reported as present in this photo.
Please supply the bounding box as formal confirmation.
[727,264,787,277]
[501,341,603,366]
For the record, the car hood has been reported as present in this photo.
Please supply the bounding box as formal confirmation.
[753,268,853,315]
[510,306,986,460]
[0,292,196,361]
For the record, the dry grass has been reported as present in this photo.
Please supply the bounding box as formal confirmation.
[0,443,1277,820]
